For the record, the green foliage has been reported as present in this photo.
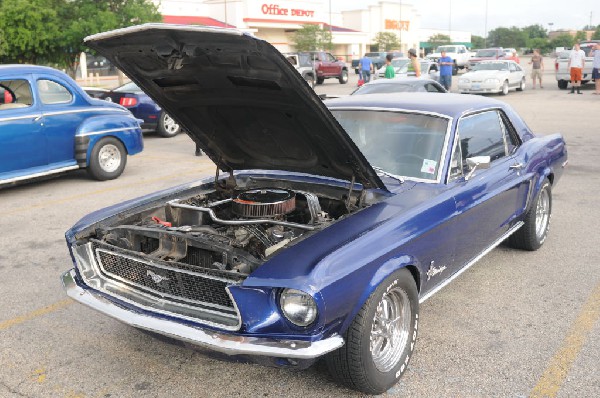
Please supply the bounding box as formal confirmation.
[528,37,551,53]
[574,30,586,42]
[0,0,161,74]
[373,32,399,51]
[550,34,574,49]
[593,25,600,40]
[522,24,548,40]
[427,33,451,49]
[487,26,527,48]
[471,35,486,49]
[292,25,332,51]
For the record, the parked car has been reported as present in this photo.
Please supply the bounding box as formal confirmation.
[283,52,316,88]
[377,58,439,79]
[458,60,526,95]
[80,86,109,98]
[426,44,471,75]
[468,48,506,69]
[98,82,182,137]
[307,51,349,84]
[0,65,143,187]
[62,24,567,395]
[351,76,447,95]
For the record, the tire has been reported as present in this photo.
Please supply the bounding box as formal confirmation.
[339,69,349,84]
[517,78,525,91]
[558,80,568,90]
[452,61,458,76]
[87,137,127,181]
[501,80,509,95]
[157,112,181,138]
[326,268,419,395]
[303,74,315,88]
[316,76,325,85]
[508,178,552,251]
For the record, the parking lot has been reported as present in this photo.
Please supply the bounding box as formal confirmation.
[1,63,599,397]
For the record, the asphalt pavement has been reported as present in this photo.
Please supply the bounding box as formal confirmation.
[1,60,599,397]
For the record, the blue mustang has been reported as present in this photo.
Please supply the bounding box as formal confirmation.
[61,25,567,394]
[0,65,143,187]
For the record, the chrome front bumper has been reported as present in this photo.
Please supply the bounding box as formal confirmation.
[61,269,344,359]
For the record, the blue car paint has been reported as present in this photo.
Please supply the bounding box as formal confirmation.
[0,65,143,184]
[100,83,162,130]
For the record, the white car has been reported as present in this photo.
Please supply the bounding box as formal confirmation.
[377,58,439,80]
[458,60,525,95]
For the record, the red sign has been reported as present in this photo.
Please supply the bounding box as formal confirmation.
[261,4,315,18]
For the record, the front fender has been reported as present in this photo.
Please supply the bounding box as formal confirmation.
[75,114,143,167]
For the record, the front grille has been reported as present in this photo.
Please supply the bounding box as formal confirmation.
[91,241,245,314]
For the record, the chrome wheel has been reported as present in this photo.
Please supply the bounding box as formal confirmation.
[98,144,121,173]
[370,287,412,372]
[535,187,550,240]
[163,114,180,135]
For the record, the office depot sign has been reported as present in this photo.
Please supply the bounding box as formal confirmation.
[247,0,320,21]
[261,4,315,18]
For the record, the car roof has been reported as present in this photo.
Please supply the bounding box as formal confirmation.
[0,64,69,77]
[364,77,440,85]
[325,92,505,119]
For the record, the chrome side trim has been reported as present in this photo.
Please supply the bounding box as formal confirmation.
[42,107,129,117]
[0,113,41,122]
[62,269,344,359]
[0,165,79,185]
[419,221,524,303]
[76,126,140,137]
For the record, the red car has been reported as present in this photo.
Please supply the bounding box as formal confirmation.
[468,48,506,69]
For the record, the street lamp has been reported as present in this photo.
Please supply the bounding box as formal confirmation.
[484,0,488,47]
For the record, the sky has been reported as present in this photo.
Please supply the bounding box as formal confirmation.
[330,0,597,36]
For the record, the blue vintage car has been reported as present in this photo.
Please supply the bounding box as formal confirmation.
[61,25,567,394]
[0,65,143,186]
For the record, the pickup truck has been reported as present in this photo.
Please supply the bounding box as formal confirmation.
[308,51,349,84]
[426,45,471,75]
[351,51,403,74]
[555,41,599,89]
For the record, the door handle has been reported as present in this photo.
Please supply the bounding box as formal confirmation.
[509,163,524,170]
[33,115,43,122]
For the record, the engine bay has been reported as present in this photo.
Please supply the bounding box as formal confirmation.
[89,177,375,277]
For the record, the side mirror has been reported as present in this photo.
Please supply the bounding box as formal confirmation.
[465,156,491,180]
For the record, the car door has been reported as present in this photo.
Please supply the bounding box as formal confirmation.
[448,109,530,266]
[0,76,47,177]
[35,76,87,166]
[508,62,520,86]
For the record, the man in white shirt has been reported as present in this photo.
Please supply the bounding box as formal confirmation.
[567,43,586,94]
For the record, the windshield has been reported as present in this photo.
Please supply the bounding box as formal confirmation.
[114,82,142,93]
[436,46,456,53]
[397,61,431,73]
[472,62,508,71]
[391,59,410,68]
[353,83,418,95]
[475,49,498,57]
[330,110,449,181]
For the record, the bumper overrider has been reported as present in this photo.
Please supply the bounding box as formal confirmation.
[61,269,344,359]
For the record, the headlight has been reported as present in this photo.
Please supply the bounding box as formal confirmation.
[279,288,318,327]
[459,78,470,83]
[485,78,500,84]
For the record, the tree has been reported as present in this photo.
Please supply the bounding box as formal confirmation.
[528,37,551,53]
[522,24,548,40]
[0,0,161,74]
[593,25,600,40]
[471,35,486,49]
[487,26,527,48]
[550,34,574,49]
[292,24,332,51]
[373,32,399,51]
[427,33,451,49]
[574,30,586,42]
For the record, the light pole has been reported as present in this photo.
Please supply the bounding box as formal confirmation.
[399,1,402,51]
[484,0,488,47]
[449,0,452,42]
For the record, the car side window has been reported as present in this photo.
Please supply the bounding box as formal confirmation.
[456,110,507,167]
[327,53,336,62]
[0,79,34,110]
[37,79,73,104]
[509,63,517,72]
[498,111,521,154]
[448,133,464,180]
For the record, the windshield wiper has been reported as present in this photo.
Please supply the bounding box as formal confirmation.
[373,166,405,183]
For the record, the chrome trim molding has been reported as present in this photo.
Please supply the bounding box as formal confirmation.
[85,23,243,43]
[419,221,524,303]
[76,126,140,137]
[0,113,41,123]
[62,269,344,359]
[0,165,79,185]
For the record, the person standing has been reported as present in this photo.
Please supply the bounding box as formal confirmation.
[438,50,453,91]
[384,54,395,79]
[407,48,421,77]
[567,43,586,94]
[529,49,544,89]
[358,55,374,83]
[592,43,600,95]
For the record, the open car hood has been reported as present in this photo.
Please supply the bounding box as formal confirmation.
[85,24,385,190]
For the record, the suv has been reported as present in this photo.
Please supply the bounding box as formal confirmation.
[284,52,316,88]
[307,51,348,84]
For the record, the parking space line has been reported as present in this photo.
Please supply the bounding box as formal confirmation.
[0,299,73,331]
[3,169,201,216]
[529,281,600,397]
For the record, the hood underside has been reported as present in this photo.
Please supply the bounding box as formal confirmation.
[85,24,385,190]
